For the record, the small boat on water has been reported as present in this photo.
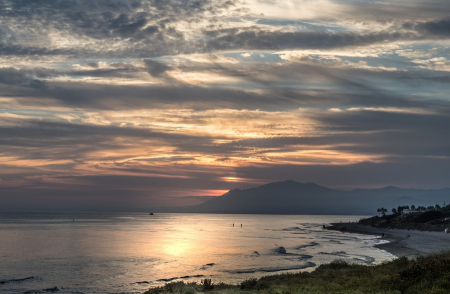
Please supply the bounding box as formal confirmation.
[149,213,154,215]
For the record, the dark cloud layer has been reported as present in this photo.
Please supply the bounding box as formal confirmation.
[1,0,450,58]
[203,29,415,51]
[2,60,444,111]
[0,0,237,58]
[404,18,450,37]
[0,67,49,88]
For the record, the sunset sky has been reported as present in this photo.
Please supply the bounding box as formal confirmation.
[1,0,450,211]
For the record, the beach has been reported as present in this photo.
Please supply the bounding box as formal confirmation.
[327,222,450,259]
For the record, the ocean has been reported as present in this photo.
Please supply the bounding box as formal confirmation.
[0,213,394,294]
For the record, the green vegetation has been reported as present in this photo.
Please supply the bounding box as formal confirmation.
[377,207,388,216]
[368,204,450,231]
[377,203,450,217]
[413,211,445,223]
[144,251,450,294]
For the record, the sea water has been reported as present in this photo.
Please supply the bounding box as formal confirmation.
[0,213,394,294]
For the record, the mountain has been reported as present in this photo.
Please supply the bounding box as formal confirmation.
[154,180,450,215]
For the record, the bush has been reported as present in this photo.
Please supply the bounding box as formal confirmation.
[201,279,214,291]
[168,282,186,292]
[240,278,257,290]
[413,211,445,223]
[390,256,409,268]
[255,280,270,290]
[319,259,350,270]
[182,286,196,294]
[144,251,450,294]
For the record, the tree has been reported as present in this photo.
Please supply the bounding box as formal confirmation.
[411,205,416,211]
[392,208,397,214]
[435,204,441,210]
[377,208,388,216]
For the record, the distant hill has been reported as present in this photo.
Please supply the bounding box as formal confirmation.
[153,180,450,215]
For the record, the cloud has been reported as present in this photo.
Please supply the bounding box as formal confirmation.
[0,57,441,114]
[1,0,448,61]
[233,158,450,190]
[1,0,450,210]
[203,28,413,51]
[143,59,173,77]
[411,57,450,72]
[404,18,450,37]
[0,67,49,88]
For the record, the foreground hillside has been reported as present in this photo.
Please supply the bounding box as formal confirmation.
[145,251,450,294]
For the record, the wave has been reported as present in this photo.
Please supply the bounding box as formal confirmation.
[180,275,205,279]
[156,275,205,283]
[226,262,316,274]
[23,286,60,294]
[319,251,346,256]
[295,242,319,249]
[319,251,376,264]
[327,240,344,244]
[274,246,287,254]
[351,255,376,264]
[156,277,180,282]
[282,227,303,231]
[0,276,36,284]
[200,263,216,270]
[281,227,308,234]
[298,254,313,260]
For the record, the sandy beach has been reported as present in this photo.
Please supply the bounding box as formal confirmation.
[327,222,450,259]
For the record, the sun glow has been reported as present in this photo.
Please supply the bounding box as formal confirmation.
[222,177,245,182]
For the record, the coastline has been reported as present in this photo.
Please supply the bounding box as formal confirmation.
[327,222,450,259]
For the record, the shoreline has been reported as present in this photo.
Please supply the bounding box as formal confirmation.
[327,222,450,259]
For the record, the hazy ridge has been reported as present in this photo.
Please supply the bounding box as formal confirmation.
[154,180,450,214]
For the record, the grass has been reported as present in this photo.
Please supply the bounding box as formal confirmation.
[144,250,450,294]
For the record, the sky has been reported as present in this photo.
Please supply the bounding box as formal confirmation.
[1,0,450,211]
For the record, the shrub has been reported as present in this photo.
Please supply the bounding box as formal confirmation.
[240,278,257,290]
[201,279,214,291]
[319,259,350,270]
[182,286,196,294]
[167,282,187,293]
[413,211,445,223]
[143,251,450,294]
[390,256,409,266]
[255,280,270,290]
